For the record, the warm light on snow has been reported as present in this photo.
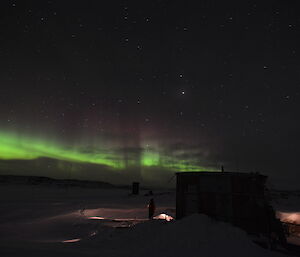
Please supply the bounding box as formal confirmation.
[277,212,300,224]
[62,238,81,243]
[88,216,105,220]
[153,213,174,221]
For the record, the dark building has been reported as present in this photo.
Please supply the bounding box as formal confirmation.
[176,172,285,242]
[132,181,140,195]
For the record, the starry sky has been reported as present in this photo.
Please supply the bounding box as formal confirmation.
[0,0,299,188]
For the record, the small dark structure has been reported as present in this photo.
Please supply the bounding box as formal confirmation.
[176,172,285,243]
[148,198,156,219]
[132,182,140,195]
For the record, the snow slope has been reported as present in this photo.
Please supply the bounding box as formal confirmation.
[0,184,294,257]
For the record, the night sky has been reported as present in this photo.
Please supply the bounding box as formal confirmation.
[0,1,299,188]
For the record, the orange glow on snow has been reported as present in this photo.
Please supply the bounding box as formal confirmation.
[88,216,105,220]
[62,238,81,243]
[277,212,300,224]
[153,213,174,221]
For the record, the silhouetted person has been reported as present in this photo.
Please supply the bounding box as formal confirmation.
[148,198,155,219]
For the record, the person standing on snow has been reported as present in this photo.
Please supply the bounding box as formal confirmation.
[148,198,155,219]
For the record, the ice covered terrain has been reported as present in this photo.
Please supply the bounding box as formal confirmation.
[0,182,297,257]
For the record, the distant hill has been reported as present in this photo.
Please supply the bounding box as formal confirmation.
[0,174,115,189]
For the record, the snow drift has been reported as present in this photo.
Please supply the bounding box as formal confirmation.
[95,214,285,257]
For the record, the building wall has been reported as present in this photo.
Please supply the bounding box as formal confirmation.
[176,172,269,235]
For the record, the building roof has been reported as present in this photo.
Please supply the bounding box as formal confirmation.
[175,171,267,178]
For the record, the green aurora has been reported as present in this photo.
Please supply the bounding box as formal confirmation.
[0,130,216,174]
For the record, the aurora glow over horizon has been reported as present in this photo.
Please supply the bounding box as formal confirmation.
[1,1,300,189]
[0,130,217,174]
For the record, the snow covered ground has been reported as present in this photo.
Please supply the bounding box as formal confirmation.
[272,190,300,247]
[0,184,298,257]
